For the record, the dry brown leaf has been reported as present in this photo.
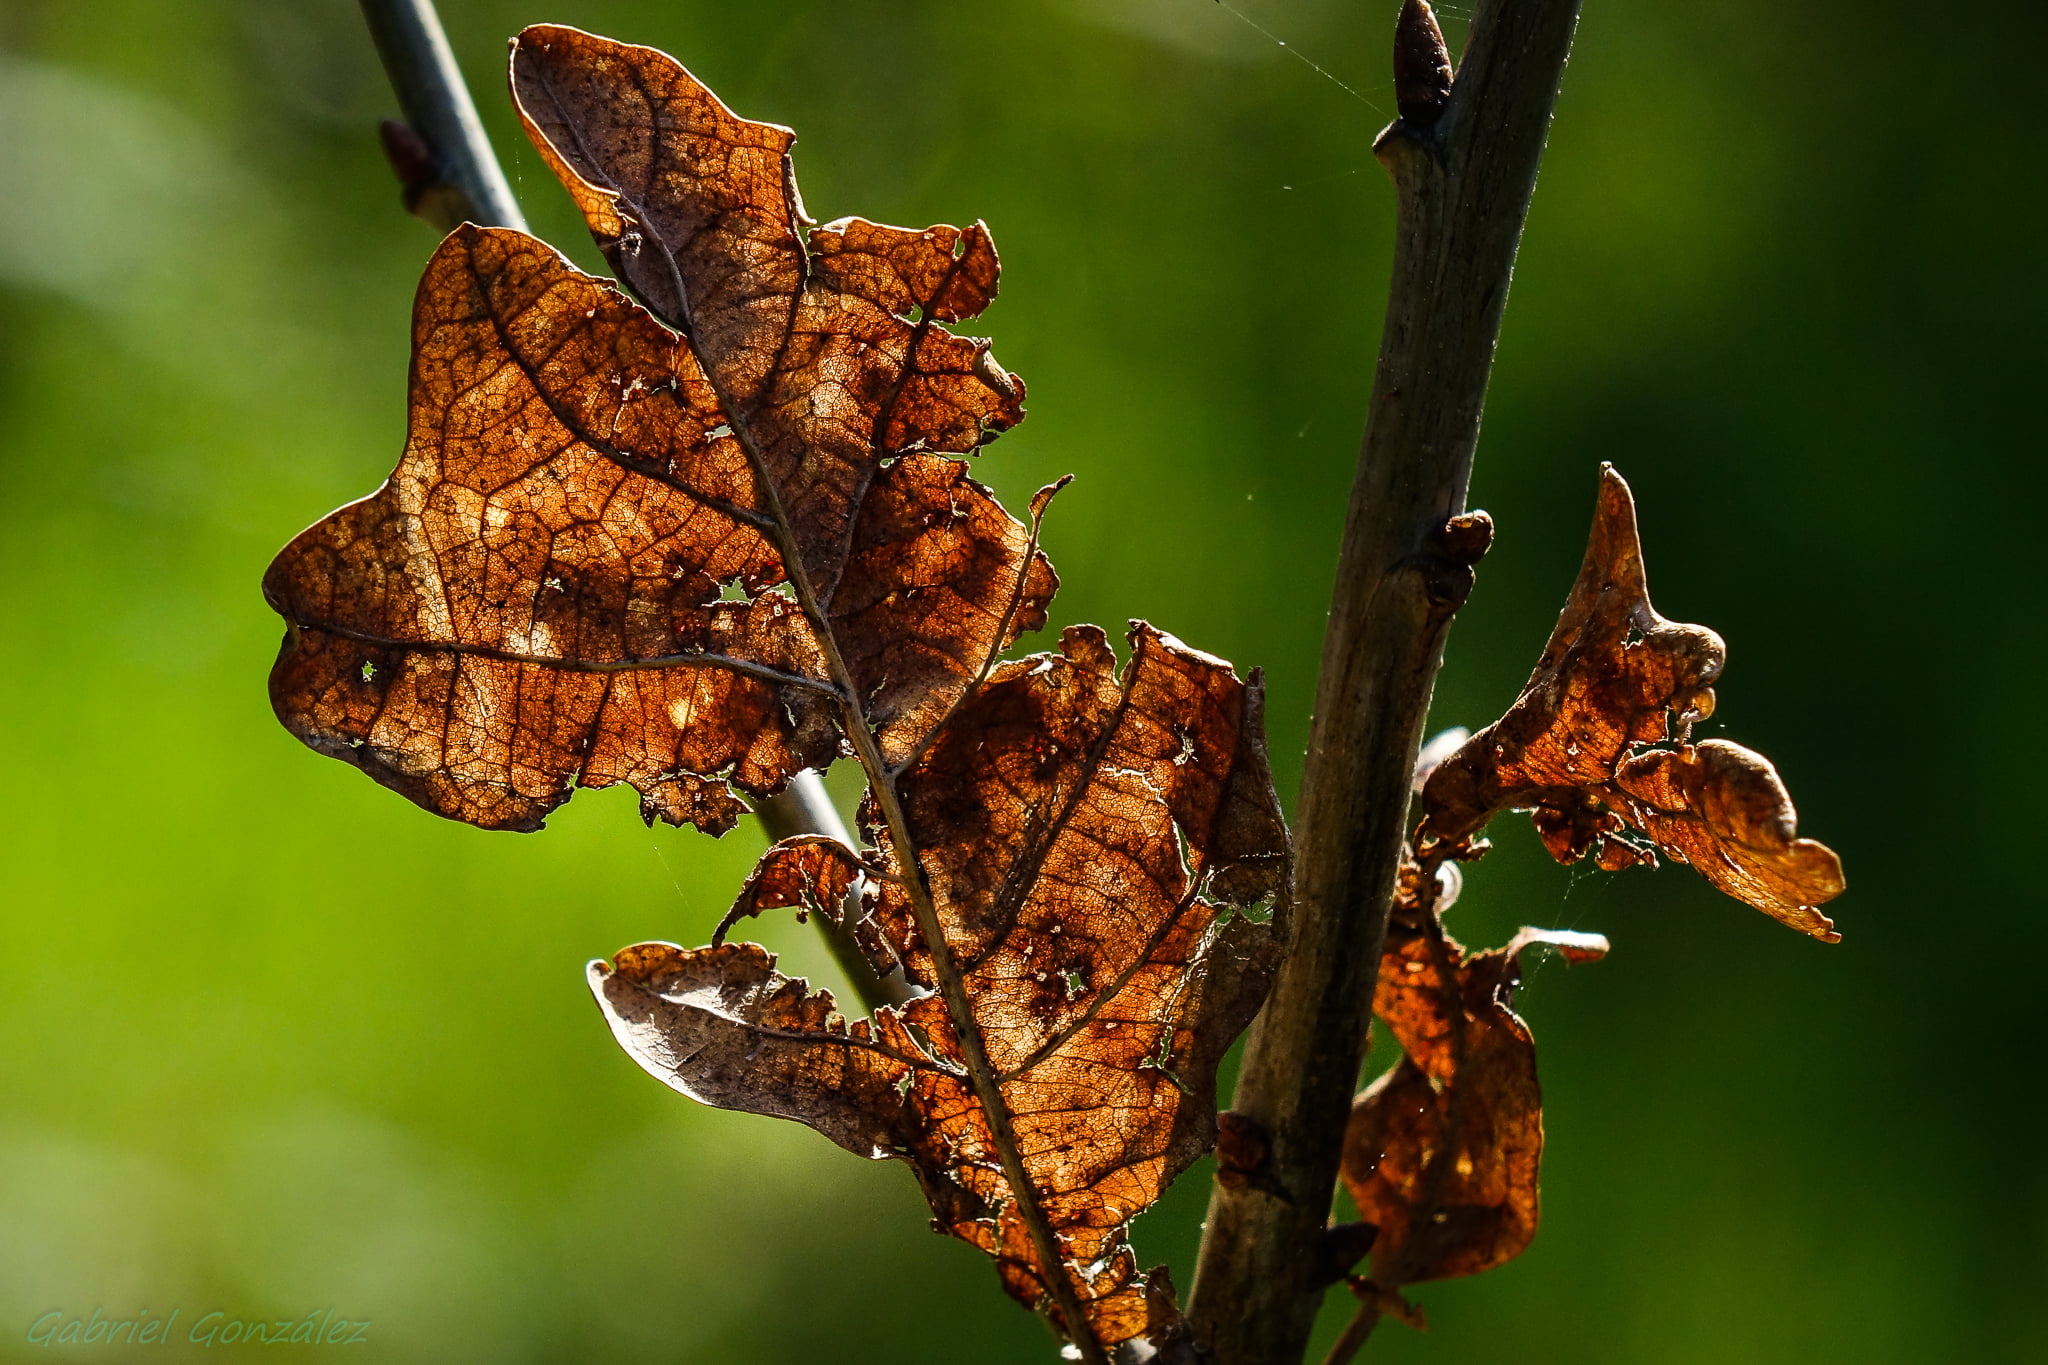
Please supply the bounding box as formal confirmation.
[1420,466,1844,940]
[264,31,1052,830]
[508,29,1044,775]
[1344,903,1608,1287]
[597,624,1285,1346]
[264,27,1287,1358]
[262,226,839,832]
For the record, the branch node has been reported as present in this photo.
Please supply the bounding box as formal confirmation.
[1215,1110,1279,1195]
[375,117,471,231]
[1416,508,1495,610]
[1437,509,1495,565]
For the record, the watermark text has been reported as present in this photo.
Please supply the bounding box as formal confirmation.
[25,1308,370,1347]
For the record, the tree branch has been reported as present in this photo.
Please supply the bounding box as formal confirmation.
[356,0,911,1017]
[1186,1,1581,1360]
[359,0,525,233]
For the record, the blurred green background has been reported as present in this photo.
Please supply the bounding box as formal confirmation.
[2,0,2039,1359]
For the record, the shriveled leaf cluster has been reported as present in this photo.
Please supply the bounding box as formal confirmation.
[263,25,1284,1358]
[1421,467,1845,941]
[1335,470,1845,1326]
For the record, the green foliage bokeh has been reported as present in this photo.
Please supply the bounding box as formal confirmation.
[1,0,2039,1359]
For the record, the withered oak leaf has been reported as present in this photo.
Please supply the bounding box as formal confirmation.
[1420,466,1845,941]
[595,624,1287,1348]
[509,27,1045,773]
[264,30,1052,831]
[261,25,1294,1358]
[1343,908,1607,1288]
[263,226,835,833]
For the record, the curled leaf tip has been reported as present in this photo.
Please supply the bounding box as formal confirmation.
[1031,475,1076,519]
[1503,925,1611,965]
[711,835,867,946]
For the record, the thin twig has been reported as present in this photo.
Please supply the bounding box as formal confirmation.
[358,0,525,233]
[1186,1,1583,1360]
[355,0,907,1017]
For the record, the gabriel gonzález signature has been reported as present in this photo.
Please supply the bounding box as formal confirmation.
[25,1307,370,1347]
